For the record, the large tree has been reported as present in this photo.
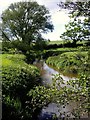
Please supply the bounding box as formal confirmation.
[1,1,53,45]
[59,1,90,44]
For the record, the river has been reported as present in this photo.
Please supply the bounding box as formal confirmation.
[33,60,75,85]
[34,60,88,120]
[33,60,88,119]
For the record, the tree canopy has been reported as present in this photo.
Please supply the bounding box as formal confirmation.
[59,0,90,44]
[1,1,53,45]
[59,1,90,18]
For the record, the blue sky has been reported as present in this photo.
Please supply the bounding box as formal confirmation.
[0,0,70,41]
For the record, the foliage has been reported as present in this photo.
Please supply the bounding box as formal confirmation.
[60,18,90,45]
[1,1,53,45]
[2,40,45,62]
[46,40,90,50]
[1,51,90,119]
[27,86,53,119]
[1,1,54,63]
[59,1,90,18]
[59,1,90,44]
[46,51,88,75]
[52,74,90,118]
[26,72,90,119]
[60,19,84,45]
[43,47,80,59]
[1,54,41,119]
[2,41,23,54]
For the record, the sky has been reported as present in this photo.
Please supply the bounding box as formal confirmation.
[0,0,70,41]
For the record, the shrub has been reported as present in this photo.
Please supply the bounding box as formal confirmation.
[1,54,41,119]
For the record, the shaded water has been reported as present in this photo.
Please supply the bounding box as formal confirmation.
[33,60,88,119]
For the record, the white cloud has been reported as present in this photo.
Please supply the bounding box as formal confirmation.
[51,11,69,25]
[42,25,66,41]
[42,10,70,41]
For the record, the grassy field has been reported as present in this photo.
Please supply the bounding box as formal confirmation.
[2,54,26,67]
[48,40,65,45]
[48,40,89,45]
[43,46,89,60]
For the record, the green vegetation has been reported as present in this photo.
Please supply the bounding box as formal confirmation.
[59,1,90,45]
[2,54,25,66]
[43,47,79,59]
[1,1,53,55]
[1,0,90,119]
[49,40,89,46]
[49,40,65,45]
[46,50,88,75]
[28,73,90,119]
[1,54,41,119]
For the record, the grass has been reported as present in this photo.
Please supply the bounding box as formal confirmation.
[2,54,26,67]
[52,47,78,52]
[48,40,65,45]
[46,51,88,76]
[1,53,40,81]
[43,46,88,60]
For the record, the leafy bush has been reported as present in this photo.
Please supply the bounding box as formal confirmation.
[2,64,40,98]
[27,73,90,119]
[1,54,41,119]
[27,86,53,119]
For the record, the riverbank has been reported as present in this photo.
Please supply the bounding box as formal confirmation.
[31,60,89,119]
[2,53,89,119]
[46,51,88,75]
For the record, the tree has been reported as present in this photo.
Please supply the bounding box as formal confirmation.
[59,1,90,118]
[60,19,83,45]
[58,1,90,18]
[59,1,90,44]
[1,1,53,45]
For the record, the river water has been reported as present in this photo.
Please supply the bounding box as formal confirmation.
[33,60,88,119]
[33,60,75,85]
